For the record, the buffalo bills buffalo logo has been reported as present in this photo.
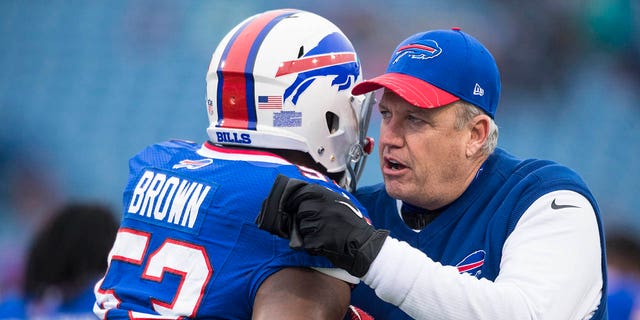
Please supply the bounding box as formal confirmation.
[276,32,360,105]
[456,250,485,277]
[172,158,213,170]
[392,40,442,64]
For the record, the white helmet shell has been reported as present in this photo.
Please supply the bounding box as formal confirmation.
[205,9,364,175]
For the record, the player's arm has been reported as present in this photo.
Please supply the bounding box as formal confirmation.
[252,267,350,320]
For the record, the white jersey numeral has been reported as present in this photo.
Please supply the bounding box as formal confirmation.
[94,228,213,319]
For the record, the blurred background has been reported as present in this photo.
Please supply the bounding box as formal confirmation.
[0,0,638,310]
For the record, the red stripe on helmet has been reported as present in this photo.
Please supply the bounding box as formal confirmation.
[276,52,356,77]
[218,9,297,129]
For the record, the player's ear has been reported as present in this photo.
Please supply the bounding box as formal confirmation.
[466,114,490,158]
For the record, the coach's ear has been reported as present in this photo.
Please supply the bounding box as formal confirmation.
[466,114,490,158]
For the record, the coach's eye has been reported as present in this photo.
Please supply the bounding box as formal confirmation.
[407,115,422,123]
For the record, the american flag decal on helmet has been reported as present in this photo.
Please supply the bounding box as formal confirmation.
[257,95,283,109]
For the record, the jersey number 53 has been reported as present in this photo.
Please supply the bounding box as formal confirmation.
[94,228,213,319]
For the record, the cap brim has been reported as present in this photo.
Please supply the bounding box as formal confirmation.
[352,72,459,109]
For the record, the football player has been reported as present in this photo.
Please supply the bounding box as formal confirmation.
[93,8,374,319]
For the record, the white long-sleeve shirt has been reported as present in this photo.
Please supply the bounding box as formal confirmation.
[362,190,603,319]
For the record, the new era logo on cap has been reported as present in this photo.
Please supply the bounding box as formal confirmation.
[473,83,484,96]
[352,28,501,118]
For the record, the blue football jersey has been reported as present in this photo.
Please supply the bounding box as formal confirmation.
[94,140,365,319]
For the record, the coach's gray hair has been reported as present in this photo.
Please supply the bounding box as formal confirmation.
[454,101,498,155]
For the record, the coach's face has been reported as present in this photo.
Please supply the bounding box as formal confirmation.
[377,90,481,210]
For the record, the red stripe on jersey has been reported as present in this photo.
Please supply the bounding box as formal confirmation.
[457,260,483,273]
[204,141,287,159]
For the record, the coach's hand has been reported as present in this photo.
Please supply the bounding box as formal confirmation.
[256,174,389,277]
[255,174,308,248]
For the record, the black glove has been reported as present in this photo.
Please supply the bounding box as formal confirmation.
[255,174,307,248]
[256,174,389,277]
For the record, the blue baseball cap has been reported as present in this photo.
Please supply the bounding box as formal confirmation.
[352,28,501,118]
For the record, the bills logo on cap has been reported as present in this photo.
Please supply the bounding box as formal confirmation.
[392,40,442,64]
[277,32,360,105]
[456,250,485,277]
